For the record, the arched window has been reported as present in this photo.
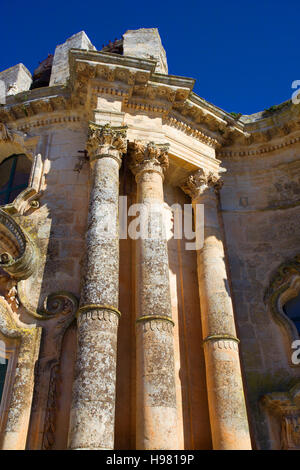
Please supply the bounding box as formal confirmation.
[0,154,32,206]
[283,294,300,334]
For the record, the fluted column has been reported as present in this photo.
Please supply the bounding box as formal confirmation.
[128,141,179,450]
[182,169,251,450]
[68,124,127,450]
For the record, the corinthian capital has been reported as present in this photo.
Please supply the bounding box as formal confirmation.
[181,168,223,200]
[127,141,169,179]
[86,123,127,165]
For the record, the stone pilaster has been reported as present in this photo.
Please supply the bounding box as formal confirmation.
[181,168,252,450]
[128,141,179,450]
[68,124,127,450]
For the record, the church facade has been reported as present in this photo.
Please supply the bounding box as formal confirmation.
[0,28,299,450]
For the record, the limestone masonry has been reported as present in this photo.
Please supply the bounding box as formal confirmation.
[0,27,299,450]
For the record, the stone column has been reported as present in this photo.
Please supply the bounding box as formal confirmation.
[128,142,179,450]
[68,124,127,450]
[181,169,251,450]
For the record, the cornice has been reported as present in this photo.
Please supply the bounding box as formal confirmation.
[217,127,300,158]
[1,48,300,156]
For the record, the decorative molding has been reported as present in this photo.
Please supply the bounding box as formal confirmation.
[203,337,239,351]
[136,317,174,333]
[77,303,121,319]
[13,115,81,132]
[262,382,300,450]
[0,209,38,280]
[136,314,175,326]
[77,309,119,326]
[18,288,79,321]
[264,254,300,343]
[86,122,127,165]
[127,140,169,179]
[0,296,41,449]
[1,51,300,157]
[180,168,223,200]
[217,133,300,158]
[2,188,42,216]
[203,334,240,344]
[164,115,220,148]
[42,361,59,450]
[27,290,78,450]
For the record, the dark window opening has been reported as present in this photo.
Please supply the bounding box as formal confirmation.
[0,359,8,405]
[283,294,300,334]
[0,154,32,206]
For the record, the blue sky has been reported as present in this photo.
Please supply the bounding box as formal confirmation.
[1,0,299,115]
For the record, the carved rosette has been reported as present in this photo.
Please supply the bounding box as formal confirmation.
[181,168,223,200]
[262,383,300,450]
[127,141,169,181]
[86,123,127,167]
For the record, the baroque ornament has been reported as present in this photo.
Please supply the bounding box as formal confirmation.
[0,209,38,280]
[262,382,300,450]
[86,123,128,162]
[264,254,300,342]
[127,140,169,177]
[181,168,223,199]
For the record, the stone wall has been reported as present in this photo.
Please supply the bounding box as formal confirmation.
[221,144,300,449]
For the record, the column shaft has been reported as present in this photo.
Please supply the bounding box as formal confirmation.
[129,142,179,450]
[183,169,251,450]
[68,124,127,450]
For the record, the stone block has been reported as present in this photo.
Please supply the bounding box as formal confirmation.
[0,63,32,100]
[123,28,168,74]
[49,31,96,86]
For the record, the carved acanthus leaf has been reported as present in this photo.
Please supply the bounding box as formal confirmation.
[86,123,127,159]
[128,141,169,176]
[181,168,223,199]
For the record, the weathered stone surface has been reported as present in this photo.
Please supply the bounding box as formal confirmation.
[0,63,32,97]
[123,28,168,74]
[128,141,179,449]
[69,310,119,449]
[68,124,127,450]
[1,26,300,452]
[182,170,252,450]
[49,31,96,86]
